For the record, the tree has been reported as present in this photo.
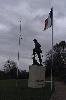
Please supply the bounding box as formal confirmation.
[3,60,17,72]
[3,59,18,78]
[45,41,65,77]
[59,41,66,51]
[3,59,29,79]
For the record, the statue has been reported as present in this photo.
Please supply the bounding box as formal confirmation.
[32,39,43,65]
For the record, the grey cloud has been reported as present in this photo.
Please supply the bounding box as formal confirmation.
[0,0,66,70]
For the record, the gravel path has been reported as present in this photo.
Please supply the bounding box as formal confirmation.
[50,82,66,100]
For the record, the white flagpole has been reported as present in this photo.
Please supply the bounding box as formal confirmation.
[51,7,53,91]
[17,19,22,80]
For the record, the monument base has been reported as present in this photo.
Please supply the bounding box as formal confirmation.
[28,65,45,88]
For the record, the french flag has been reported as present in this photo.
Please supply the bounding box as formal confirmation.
[44,8,53,30]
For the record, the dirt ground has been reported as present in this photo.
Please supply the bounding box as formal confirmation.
[50,81,66,100]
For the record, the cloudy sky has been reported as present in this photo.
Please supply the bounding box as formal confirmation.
[0,0,66,70]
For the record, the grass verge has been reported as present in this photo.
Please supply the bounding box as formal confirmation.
[0,79,55,100]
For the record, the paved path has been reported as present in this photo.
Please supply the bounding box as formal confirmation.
[50,81,66,100]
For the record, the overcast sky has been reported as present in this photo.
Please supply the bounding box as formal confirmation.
[0,0,66,70]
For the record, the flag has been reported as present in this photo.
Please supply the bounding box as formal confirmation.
[18,51,19,61]
[20,23,21,33]
[19,20,21,33]
[19,37,20,46]
[44,8,53,30]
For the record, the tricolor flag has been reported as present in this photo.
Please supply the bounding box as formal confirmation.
[44,8,53,30]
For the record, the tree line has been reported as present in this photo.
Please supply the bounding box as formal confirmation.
[0,60,29,79]
[0,40,66,81]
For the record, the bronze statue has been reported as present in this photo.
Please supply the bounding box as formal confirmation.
[32,39,42,65]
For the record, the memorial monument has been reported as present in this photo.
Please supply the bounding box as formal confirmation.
[28,39,45,88]
[32,39,42,65]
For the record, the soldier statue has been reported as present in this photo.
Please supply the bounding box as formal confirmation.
[32,39,42,65]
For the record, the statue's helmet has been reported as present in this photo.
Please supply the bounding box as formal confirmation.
[33,39,37,42]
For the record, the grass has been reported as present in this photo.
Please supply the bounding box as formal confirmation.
[0,79,55,100]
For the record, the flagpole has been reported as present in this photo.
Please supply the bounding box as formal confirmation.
[51,7,53,91]
[16,19,22,87]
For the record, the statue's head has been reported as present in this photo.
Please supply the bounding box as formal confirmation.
[33,39,37,43]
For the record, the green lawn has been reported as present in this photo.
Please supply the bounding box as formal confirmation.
[0,79,54,100]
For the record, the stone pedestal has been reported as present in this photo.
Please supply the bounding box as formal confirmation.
[28,65,45,88]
